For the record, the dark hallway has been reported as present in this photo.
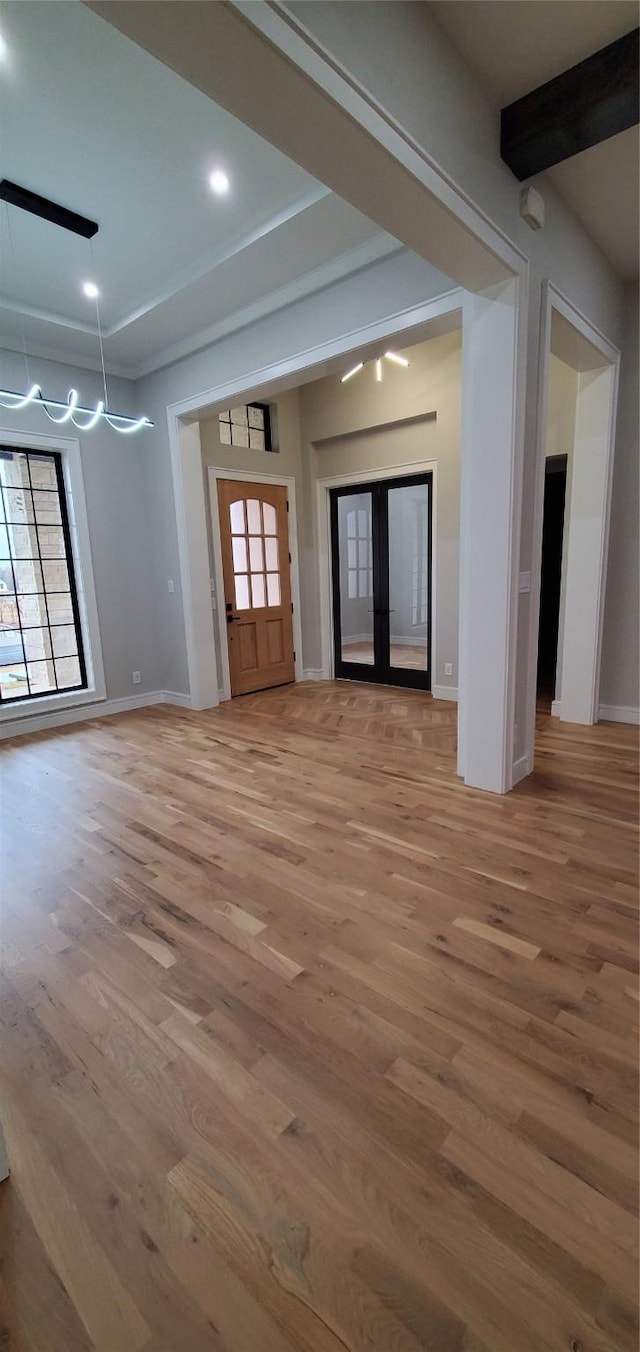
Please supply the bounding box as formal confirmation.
[537,455,567,709]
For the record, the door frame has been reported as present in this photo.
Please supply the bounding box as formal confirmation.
[525,282,620,752]
[207,466,303,701]
[316,460,437,684]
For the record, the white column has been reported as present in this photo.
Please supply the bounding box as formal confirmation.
[458,278,525,793]
[170,417,219,709]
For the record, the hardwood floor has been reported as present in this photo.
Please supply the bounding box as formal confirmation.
[0,680,638,1352]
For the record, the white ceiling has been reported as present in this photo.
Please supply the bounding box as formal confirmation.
[0,1,401,378]
[431,1,639,279]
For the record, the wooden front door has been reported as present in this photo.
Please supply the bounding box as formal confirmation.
[217,480,295,696]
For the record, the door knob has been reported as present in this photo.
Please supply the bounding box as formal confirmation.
[226,613,240,623]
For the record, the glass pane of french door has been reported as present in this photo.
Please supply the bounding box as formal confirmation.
[388,480,429,672]
[336,490,374,665]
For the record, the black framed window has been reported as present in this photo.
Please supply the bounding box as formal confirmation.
[218,403,273,452]
[0,446,87,704]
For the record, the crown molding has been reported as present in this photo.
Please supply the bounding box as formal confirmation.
[0,295,97,335]
[0,186,332,350]
[108,185,332,337]
[130,234,403,380]
[0,339,132,382]
[1,235,405,384]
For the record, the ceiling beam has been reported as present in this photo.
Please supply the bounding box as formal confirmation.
[86,1,515,290]
[501,27,639,181]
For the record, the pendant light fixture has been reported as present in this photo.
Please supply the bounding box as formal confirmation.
[340,351,409,384]
[0,180,153,434]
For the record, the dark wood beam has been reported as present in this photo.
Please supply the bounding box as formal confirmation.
[501,27,639,181]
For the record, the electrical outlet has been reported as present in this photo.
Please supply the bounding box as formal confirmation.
[132,671,141,685]
[444,662,453,677]
[167,579,175,594]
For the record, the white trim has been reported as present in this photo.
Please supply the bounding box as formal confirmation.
[0,689,192,740]
[458,278,525,794]
[552,700,639,727]
[167,290,463,420]
[302,669,325,682]
[132,235,402,380]
[168,418,220,710]
[0,425,106,725]
[525,283,620,759]
[512,754,530,785]
[233,0,526,284]
[206,466,303,702]
[598,704,640,725]
[315,458,437,685]
[108,188,332,337]
[167,291,463,710]
[432,685,458,702]
[0,337,131,382]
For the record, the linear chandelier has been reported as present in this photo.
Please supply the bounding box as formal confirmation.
[1,180,153,436]
[341,350,410,384]
[0,384,153,434]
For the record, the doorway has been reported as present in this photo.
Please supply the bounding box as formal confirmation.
[536,455,567,709]
[217,478,295,696]
[330,472,432,691]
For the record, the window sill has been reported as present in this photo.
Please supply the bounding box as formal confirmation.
[0,685,106,723]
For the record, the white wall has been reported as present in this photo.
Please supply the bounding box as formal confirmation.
[600,282,639,715]
[0,348,160,701]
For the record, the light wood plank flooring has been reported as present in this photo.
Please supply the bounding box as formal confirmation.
[0,680,638,1352]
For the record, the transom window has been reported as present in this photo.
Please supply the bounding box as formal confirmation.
[229,497,281,611]
[219,403,273,452]
[0,447,86,704]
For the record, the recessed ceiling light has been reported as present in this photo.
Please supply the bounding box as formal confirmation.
[209,169,230,196]
[82,281,99,299]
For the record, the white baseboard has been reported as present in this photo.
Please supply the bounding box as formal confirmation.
[512,754,530,785]
[432,685,458,702]
[551,699,639,726]
[0,689,193,740]
[158,690,194,709]
[303,669,326,682]
[598,703,640,726]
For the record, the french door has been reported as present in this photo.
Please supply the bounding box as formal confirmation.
[330,473,432,691]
